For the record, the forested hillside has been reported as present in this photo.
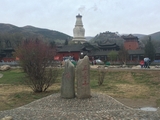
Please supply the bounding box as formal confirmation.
[0,23,72,49]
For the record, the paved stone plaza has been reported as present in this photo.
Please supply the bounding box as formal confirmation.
[0,93,159,120]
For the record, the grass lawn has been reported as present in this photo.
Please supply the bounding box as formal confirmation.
[0,68,160,111]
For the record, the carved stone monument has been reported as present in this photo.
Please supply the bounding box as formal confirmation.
[61,60,75,98]
[76,56,91,99]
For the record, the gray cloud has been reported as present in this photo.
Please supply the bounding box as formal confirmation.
[78,5,86,14]
[91,4,98,11]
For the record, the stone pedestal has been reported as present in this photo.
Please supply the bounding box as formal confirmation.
[76,56,91,99]
[61,60,75,98]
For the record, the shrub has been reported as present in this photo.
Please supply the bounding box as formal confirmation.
[14,38,58,92]
[97,66,106,86]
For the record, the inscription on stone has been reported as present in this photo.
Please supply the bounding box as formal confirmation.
[82,65,89,86]
[76,56,91,99]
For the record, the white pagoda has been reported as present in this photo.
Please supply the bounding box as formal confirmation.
[72,14,86,43]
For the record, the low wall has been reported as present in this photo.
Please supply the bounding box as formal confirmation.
[0,61,19,66]
[109,61,160,66]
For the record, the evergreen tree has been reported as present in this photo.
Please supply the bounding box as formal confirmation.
[144,36,155,62]
[64,39,68,45]
[50,41,56,48]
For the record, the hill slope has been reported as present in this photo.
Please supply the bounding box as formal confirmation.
[138,31,160,41]
[0,23,72,43]
[149,31,160,41]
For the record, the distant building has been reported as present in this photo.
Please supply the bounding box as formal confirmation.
[55,44,86,61]
[122,34,139,50]
[0,48,15,62]
[72,14,86,43]
[55,42,120,62]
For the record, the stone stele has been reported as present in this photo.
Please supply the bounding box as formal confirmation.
[61,60,75,99]
[76,56,91,99]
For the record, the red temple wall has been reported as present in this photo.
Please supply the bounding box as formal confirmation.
[55,52,80,61]
[0,57,16,62]
[124,41,139,50]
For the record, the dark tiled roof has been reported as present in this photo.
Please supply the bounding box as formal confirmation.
[83,42,100,50]
[58,43,100,53]
[95,43,120,50]
[121,34,138,40]
[58,44,84,52]
[2,48,15,51]
[98,43,117,46]
[89,51,111,56]
[98,44,119,49]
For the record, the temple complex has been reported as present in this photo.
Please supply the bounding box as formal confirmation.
[72,14,86,43]
[1,14,160,65]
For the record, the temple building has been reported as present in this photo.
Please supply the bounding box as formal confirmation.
[72,14,86,43]
[122,34,139,50]
[0,39,15,62]
[97,42,120,51]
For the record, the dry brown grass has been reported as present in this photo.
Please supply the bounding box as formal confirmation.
[0,68,160,111]
[115,84,149,97]
[91,69,160,108]
[0,83,60,111]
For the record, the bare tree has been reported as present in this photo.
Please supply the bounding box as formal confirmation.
[118,45,129,65]
[98,66,106,86]
[15,38,58,92]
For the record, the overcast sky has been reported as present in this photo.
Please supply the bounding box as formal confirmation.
[0,0,159,36]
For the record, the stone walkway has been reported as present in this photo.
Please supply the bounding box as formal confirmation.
[91,65,160,70]
[0,93,159,120]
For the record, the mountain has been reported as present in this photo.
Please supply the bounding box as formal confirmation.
[0,23,159,47]
[0,23,22,33]
[133,34,147,39]
[135,32,160,41]
[134,31,160,48]
[149,31,160,41]
[0,23,72,43]
[85,36,93,41]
